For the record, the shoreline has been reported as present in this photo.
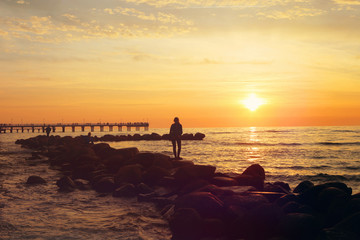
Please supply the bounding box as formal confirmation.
[16,135,360,240]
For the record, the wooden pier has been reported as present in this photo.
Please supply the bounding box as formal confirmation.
[0,122,149,134]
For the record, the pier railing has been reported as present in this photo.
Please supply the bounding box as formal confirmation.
[0,122,149,133]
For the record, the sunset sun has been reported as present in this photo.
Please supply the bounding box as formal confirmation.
[241,93,266,111]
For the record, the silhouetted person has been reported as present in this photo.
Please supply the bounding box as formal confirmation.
[84,132,94,144]
[170,117,182,159]
[45,125,51,137]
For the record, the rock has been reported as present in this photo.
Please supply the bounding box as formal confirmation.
[102,154,125,173]
[194,132,206,140]
[223,194,269,209]
[275,194,300,207]
[72,154,100,168]
[282,201,303,214]
[93,177,116,193]
[114,147,139,159]
[56,176,76,191]
[26,175,46,185]
[277,213,322,240]
[114,164,142,186]
[235,174,264,190]
[113,183,137,198]
[242,164,265,180]
[172,160,194,168]
[136,183,154,194]
[203,218,224,238]
[174,165,216,185]
[181,133,194,140]
[92,143,116,159]
[72,164,97,180]
[175,192,224,218]
[264,182,290,194]
[152,154,173,169]
[178,179,210,196]
[132,152,156,168]
[169,208,203,240]
[331,212,360,238]
[74,179,92,190]
[294,180,314,194]
[211,176,238,187]
[142,166,170,186]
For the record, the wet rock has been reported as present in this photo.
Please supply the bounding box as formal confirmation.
[74,179,92,190]
[203,218,225,238]
[235,174,264,190]
[242,163,265,180]
[294,180,314,194]
[93,177,116,193]
[136,183,154,194]
[223,194,269,209]
[194,132,206,140]
[174,165,216,185]
[26,175,46,185]
[275,193,300,207]
[114,164,142,186]
[113,183,137,198]
[264,182,290,194]
[56,176,76,192]
[277,213,322,240]
[175,191,224,218]
[172,160,194,168]
[102,154,125,173]
[181,133,194,140]
[132,152,156,168]
[332,211,360,237]
[142,166,170,186]
[169,208,203,240]
[211,176,238,187]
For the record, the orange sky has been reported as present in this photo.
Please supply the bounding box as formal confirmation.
[1,0,360,128]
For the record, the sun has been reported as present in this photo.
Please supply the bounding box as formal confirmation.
[241,93,266,111]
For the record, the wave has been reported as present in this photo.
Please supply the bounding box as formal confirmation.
[317,142,360,146]
[236,142,302,146]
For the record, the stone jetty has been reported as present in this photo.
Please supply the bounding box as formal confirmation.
[17,135,360,240]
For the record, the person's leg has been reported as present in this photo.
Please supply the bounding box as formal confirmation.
[177,139,181,158]
[172,140,177,158]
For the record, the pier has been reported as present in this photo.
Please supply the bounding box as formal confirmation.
[0,122,149,134]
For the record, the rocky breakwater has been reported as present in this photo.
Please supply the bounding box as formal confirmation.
[94,132,206,142]
[16,135,360,240]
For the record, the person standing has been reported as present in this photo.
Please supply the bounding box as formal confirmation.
[170,117,183,159]
[45,125,51,137]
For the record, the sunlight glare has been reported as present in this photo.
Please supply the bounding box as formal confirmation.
[241,94,266,111]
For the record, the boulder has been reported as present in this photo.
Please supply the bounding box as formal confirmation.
[203,218,224,238]
[211,176,238,187]
[169,208,203,240]
[194,132,206,140]
[332,212,360,237]
[242,164,265,180]
[26,175,46,185]
[132,152,155,168]
[174,165,216,185]
[142,166,170,186]
[275,194,300,207]
[93,177,116,193]
[113,183,137,198]
[235,174,264,190]
[136,183,154,194]
[294,180,314,194]
[152,154,173,169]
[114,147,139,159]
[56,176,76,192]
[175,192,224,218]
[223,194,269,209]
[277,213,322,240]
[114,164,142,186]
[102,154,125,173]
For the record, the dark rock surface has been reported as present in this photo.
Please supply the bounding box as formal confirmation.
[16,135,360,240]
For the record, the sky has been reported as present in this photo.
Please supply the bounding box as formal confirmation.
[0,0,360,128]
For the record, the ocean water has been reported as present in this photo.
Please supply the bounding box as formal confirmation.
[1,126,360,239]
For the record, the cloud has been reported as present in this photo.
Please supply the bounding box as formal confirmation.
[256,6,326,19]
[333,0,360,5]
[102,6,193,25]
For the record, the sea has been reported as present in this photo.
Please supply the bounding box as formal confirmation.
[1,126,360,239]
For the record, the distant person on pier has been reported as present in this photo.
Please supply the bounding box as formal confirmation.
[84,132,94,144]
[45,125,51,137]
[170,117,183,159]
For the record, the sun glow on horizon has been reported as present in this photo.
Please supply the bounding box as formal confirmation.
[241,93,266,111]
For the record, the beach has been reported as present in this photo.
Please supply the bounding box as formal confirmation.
[1,126,360,239]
